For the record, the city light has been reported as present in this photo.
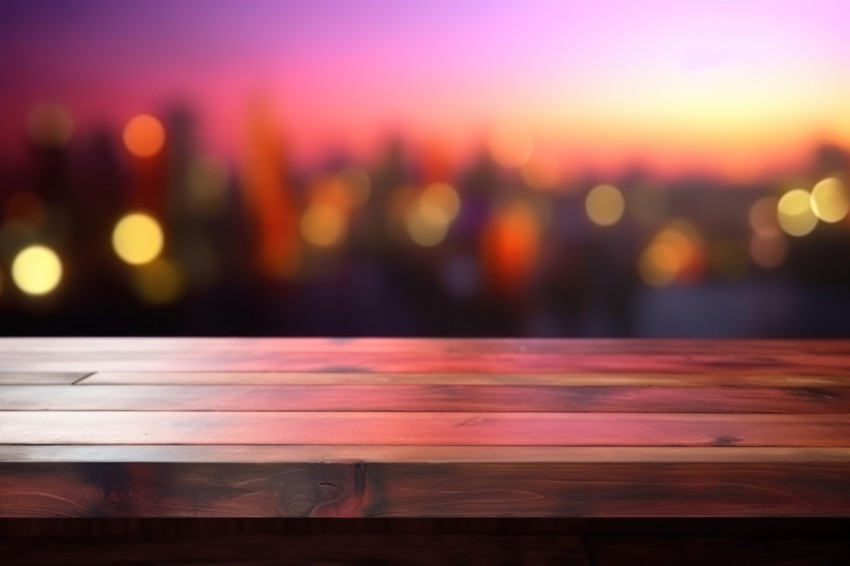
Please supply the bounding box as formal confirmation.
[810,177,849,223]
[585,184,625,227]
[123,114,165,158]
[489,123,534,168]
[301,203,346,247]
[639,222,705,287]
[11,245,62,296]
[112,213,164,265]
[406,199,450,247]
[750,233,787,268]
[749,197,781,237]
[777,189,817,237]
[421,183,461,221]
[132,258,185,304]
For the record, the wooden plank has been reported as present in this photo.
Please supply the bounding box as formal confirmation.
[3,445,850,464]
[1,412,848,446]
[0,373,90,385]
[1,338,849,374]
[2,384,850,413]
[79,371,850,387]
[1,460,848,517]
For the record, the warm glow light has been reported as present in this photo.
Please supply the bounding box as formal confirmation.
[406,200,450,247]
[133,258,185,304]
[482,200,540,294]
[748,197,780,237]
[112,213,164,265]
[27,104,73,147]
[750,233,787,268]
[638,221,706,287]
[585,184,625,226]
[301,203,346,247]
[777,189,817,236]
[489,123,534,168]
[123,114,165,158]
[810,177,849,223]
[520,152,561,190]
[421,182,461,221]
[11,245,62,295]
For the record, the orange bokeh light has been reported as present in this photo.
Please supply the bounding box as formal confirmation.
[123,114,165,158]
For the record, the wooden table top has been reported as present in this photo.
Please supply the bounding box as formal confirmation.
[1,338,849,518]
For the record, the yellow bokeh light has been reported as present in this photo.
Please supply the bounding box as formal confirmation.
[406,201,450,247]
[27,104,73,147]
[123,114,165,158]
[810,177,849,223]
[777,189,817,237]
[133,259,185,304]
[585,184,625,226]
[421,182,461,221]
[112,213,164,265]
[11,245,62,296]
[301,203,347,247]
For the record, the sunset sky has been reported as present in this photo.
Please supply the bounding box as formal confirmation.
[2,0,850,180]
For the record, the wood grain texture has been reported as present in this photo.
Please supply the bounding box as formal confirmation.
[1,411,849,446]
[3,384,849,413]
[0,373,90,385]
[2,338,850,518]
[79,371,850,387]
[1,338,849,374]
[3,446,850,464]
[1,461,849,517]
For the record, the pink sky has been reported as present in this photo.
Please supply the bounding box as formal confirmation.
[2,0,850,179]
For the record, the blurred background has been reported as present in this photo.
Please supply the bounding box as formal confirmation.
[1,0,850,337]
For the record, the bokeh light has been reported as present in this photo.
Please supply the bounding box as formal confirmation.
[123,114,165,158]
[810,177,849,223]
[639,221,706,287]
[750,233,787,268]
[132,258,185,304]
[585,184,625,226]
[748,197,781,237]
[520,152,561,190]
[301,203,346,247]
[27,104,73,147]
[406,198,450,247]
[489,123,534,168]
[11,245,62,296]
[777,189,817,236]
[421,182,461,221]
[112,213,164,265]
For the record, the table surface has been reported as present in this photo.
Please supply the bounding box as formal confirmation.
[1,338,849,518]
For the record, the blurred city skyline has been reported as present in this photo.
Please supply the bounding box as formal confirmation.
[2,1,850,338]
[3,0,850,180]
